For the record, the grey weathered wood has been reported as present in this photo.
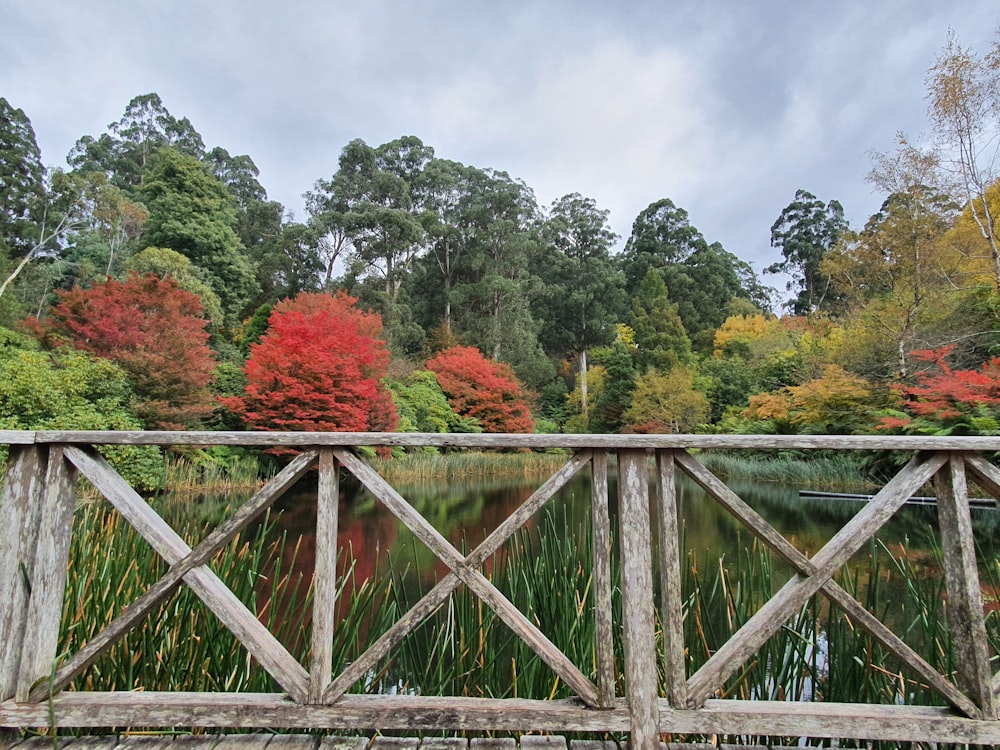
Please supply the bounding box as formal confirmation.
[33,448,316,701]
[470,740,515,750]
[935,454,996,719]
[418,739,467,750]
[616,450,659,750]
[654,450,686,708]
[264,736,321,749]
[962,452,1000,499]
[685,452,948,707]
[410,740,464,750]
[311,448,340,703]
[326,449,597,706]
[369,739,419,750]
[27,429,1000,452]
[15,447,76,701]
[518,737,566,750]
[318,738,370,750]
[0,445,46,702]
[659,698,1000,743]
[568,742,618,750]
[589,451,616,708]
[40,447,312,703]
[0,693,629,732]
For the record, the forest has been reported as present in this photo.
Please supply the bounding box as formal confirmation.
[3,30,1000,459]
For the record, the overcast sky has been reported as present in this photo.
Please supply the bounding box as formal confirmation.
[3,1,999,287]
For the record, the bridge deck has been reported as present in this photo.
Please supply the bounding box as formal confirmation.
[5,737,633,750]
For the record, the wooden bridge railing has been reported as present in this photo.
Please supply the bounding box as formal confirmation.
[2,431,1000,747]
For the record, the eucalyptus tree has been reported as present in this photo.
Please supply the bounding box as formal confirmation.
[0,97,44,259]
[68,93,205,191]
[767,189,848,315]
[450,167,545,370]
[533,193,625,414]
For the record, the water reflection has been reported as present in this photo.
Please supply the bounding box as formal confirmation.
[264,465,1000,604]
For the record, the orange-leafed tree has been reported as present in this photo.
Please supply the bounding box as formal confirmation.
[222,291,397,432]
[29,272,216,428]
[426,345,534,433]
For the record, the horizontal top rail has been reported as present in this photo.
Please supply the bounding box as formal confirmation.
[6,429,1000,450]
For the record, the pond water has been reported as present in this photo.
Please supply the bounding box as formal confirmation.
[261,464,1000,608]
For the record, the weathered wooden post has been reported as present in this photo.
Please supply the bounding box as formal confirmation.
[0,444,47,703]
[617,449,659,750]
[310,447,340,703]
[935,453,997,720]
[590,451,616,708]
[654,450,687,708]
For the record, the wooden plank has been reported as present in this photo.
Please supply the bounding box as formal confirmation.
[658,698,1000,744]
[616,450,659,750]
[935,455,996,719]
[264,736,320,749]
[568,742,618,750]
[962,452,1000,500]
[369,739,418,750]
[327,450,598,707]
[38,447,312,703]
[318,738,370,750]
[418,739,466,750]
[311,449,340,702]
[0,445,46,702]
[15,447,76,701]
[685,452,948,708]
[518,738,566,750]
[27,430,1000,452]
[0,693,630,733]
[469,741,514,750]
[654,451,686,708]
[209,735,275,750]
[589,451,616,708]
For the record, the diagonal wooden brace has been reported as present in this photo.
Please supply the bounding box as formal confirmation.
[29,447,317,703]
[324,449,598,706]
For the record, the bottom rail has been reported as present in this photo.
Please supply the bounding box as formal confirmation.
[5,694,1000,745]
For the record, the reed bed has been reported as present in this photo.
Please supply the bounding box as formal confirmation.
[54,494,998,747]
[368,450,570,483]
[699,451,876,490]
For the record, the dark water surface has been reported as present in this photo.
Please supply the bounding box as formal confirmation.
[262,465,1000,602]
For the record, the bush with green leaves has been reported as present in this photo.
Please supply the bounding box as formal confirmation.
[0,326,163,490]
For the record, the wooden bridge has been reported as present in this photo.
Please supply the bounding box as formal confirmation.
[2,431,1000,748]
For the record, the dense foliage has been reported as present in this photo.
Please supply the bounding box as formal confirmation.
[221,291,397,433]
[6,28,1000,441]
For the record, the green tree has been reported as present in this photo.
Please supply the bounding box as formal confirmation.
[621,198,758,337]
[389,369,480,433]
[535,193,626,413]
[125,246,224,327]
[589,338,637,432]
[68,92,205,190]
[629,269,691,372]
[139,147,259,325]
[0,97,44,258]
[767,189,848,314]
[623,367,709,433]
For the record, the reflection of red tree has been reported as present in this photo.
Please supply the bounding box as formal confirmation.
[256,482,549,653]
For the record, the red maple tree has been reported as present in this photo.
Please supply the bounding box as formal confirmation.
[222,291,398,433]
[426,345,534,433]
[30,273,216,429]
[878,345,1000,434]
